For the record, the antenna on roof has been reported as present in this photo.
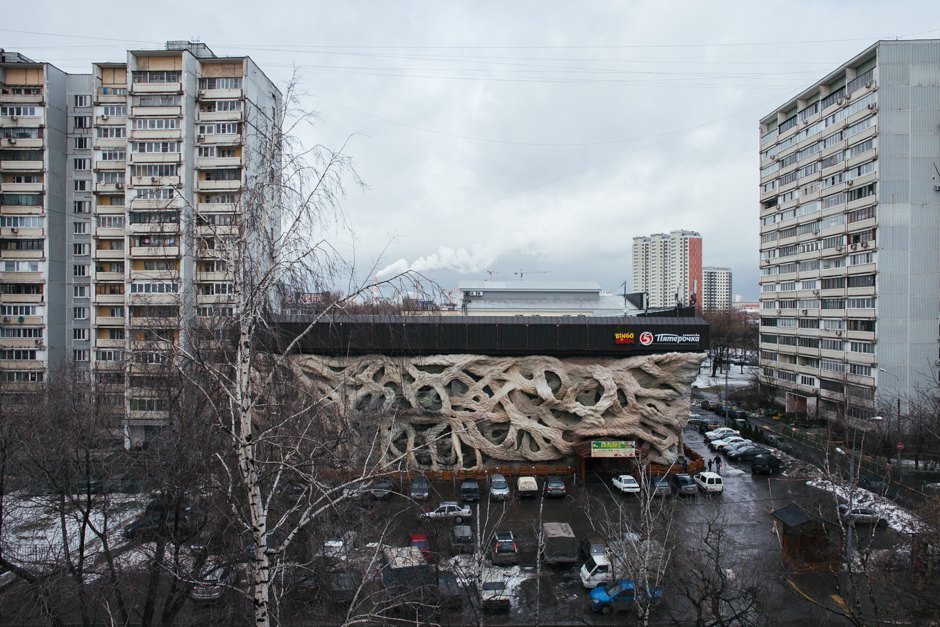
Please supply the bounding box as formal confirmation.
[485,270,498,280]
[514,270,550,280]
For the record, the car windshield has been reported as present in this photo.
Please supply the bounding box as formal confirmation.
[495,541,515,552]
[492,479,507,489]
[607,580,633,596]
[483,582,505,591]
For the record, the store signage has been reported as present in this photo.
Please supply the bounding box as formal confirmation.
[590,440,636,458]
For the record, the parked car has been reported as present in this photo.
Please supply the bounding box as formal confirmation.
[488,474,510,501]
[192,561,240,603]
[694,472,724,494]
[723,441,757,457]
[435,570,464,609]
[419,501,471,523]
[409,476,430,501]
[370,478,394,500]
[705,428,739,441]
[612,474,640,495]
[727,446,771,462]
[751,454,783,475]
[839,505,888,527]
[409,532,433,562]
[669,473,697,496]
[645,475,671,498]
[480,566,510,611]
[697,421,722,434]
[580,536,609,559]
[589,578,663,615]
[517,476,539,499]
[712,437,750,452]
[490,530,519,565]
[858,473,888,495]
[450,524,475,554]
[762,434,789,452]
[459,479,481,502]
[544,476,567,498]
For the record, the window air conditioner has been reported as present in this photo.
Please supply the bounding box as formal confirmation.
[836,245,843,251]
[813,289,819,295]
[845,92,852,101]
[10,115,17,121]
[776,309,782,314]
[801,309,808,315]
[836,330,842,336]
[866,82,873,89]
[850,243,858,250]
[197,135,205,143]
[7,138,16,144]
[150,177,159,184]
[837,98,845,105]
[115,182,123,189]
[845,180,854,186]
[10,227,18,234]
[1,317,9,323]
[861,241,868,248]
[867,103,877,110]
[101,114,108,120]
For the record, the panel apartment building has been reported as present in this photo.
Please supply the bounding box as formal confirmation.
[0,42,280,446]
[632,230,702,309]
[702,266,732,312]
[757,40,940,420]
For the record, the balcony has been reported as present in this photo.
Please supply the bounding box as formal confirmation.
[95,338,126,349]
[0,338,45,350]
[94,316,126,327]
[0,293,43,304]
[0,227,43,238]
[129,223,180,235]
[131,105,181,117]
[131,175,180,188]
[130,82,182,95]
[0,314,42,326]
[197,110,243,123]
[94,160,125,171]
[196,156,242,169]
[197,133,241,146]
[196,271,231,282]
[0,201,43,213]
[95,182,125,194]
[196,294,236,305]
[197,202,236,213]
[196,179,240,192]
[128,152,181,165]
[129,129,182,141]
[196,224,237,237]
[96,90,127,104]
[2,137,42,149]
[129,269,178,281]
[0,93,44,104]
[95,226,125,238]
[128,292,178,305]
[94,248,126,260]
[94,293,125,305]
[198,88,242,100]
[130,246,180,257]
[95,204,126,215]
[96,271,125,281]
[129,198,184,210]
[0,159,42,172]
[0,271,43,282]
[0,249,44,260]
[0,182,43,193]
[94,138,125,150]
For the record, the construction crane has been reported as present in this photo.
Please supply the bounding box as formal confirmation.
[514,270,550,280]
[485,270,499,280]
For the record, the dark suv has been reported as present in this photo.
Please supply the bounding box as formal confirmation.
[669,473,697,496]
[490,530,519,565]
[450,524,474,554]
[460,479,481,502]
[544,476,567,498]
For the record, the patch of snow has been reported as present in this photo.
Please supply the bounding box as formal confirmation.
[807,478,924,534]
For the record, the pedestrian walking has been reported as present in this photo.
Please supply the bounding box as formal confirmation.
[715,455,723,474]
[681,456,689,474]
[707,459,713,473]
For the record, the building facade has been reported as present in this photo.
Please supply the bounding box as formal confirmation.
[702,266,732,311]
[0,42,280,445]
[757,40,940,420]
[458,281,630,316]
[632,230,702,309]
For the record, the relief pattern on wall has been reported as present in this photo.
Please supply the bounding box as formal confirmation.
[290,352,705,470]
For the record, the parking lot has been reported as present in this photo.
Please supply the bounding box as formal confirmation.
[291,418,891,626]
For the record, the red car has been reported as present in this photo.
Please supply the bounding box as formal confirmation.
[408,533,432,562]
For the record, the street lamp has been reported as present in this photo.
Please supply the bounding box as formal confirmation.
[878,368,902,466]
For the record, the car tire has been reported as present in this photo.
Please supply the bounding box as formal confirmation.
[454,516,463,524]
[600,605,613,616]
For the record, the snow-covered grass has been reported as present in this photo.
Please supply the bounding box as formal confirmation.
[693,361,757,391]
[806,478,925,534]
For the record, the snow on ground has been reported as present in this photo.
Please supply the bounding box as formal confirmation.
[693,361,757,391]
[806,478,924,534]
[446,554,535,609]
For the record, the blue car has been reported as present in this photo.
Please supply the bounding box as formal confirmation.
[589,579,663,615]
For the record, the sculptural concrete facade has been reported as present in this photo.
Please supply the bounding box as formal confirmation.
[290,351,706,470]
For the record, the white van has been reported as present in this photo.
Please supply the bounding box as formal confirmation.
[694,471,724,494]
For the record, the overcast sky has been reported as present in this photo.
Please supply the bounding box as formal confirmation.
[5,1,940,301]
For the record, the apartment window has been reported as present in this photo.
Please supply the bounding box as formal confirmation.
[847,297,876,309]
[847,138,874,158]
[0,305,37,316]
[820,339,843,351]
[0,327,42,339]
[107,306,125,318]
[821,359,844,372]
[137,95,181,107]
[72,264,88,277]
[73,221,88,235]
[848,319,875,332]
[0,371,43,383]
[73,349,89,362]
[130,282,179,294]
[760,351,778,362]
[132,141,179,153]
[135,187,175,200]
[847,206,875,224]
[73,328,88,341]
[197,306,235,317]
[73,200,90,214]
[0,239,44,251]
[133,164,179,177]
[198,122,240,135]
[73,116,91,129]
[133,118,180,130]
[96,349,124,362]
[0,216,43,228]
[847,183,876,203]
[3,261,40,272]
[2,127,40,139]
[820,298,844,310]
[778,336,798,346]
[96,215,125,228]
[798,337,819,348]
[201,282,235,295]
[101,105,126,117]
[9,175,41,184]
[847,385,874,400]
[100,149,126,161]
[800,375,816,386]
[109,328,125,340]
[821,277,845,290]
[798,318,820,329]
[821,318,845,331]
[73,307,88,320]
[847,275,875,288]
[74,180,88,192]
[849,341,874,354]
[850,364,872,376]
[821,257,845,270]
[820,378,844,393]
[132,71,180,83]
[96,171,125,184]
[96,127,126,139]
[74,95,91,107]
[199,77,242,90]
[73,244,90,256]
[73,285,88,298]
[74,137,89,150]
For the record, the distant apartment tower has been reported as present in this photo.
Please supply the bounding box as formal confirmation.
[632,230,702,309]
[0,42,281,446]
[757,40,940,420]
[701,267,732,311]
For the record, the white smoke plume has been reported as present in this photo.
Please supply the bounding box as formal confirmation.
[376,245,497,279]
